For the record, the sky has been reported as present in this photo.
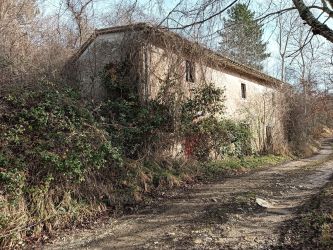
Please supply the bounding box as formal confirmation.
[39,0,332,82]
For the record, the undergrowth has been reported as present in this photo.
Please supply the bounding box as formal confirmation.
[0,76,287,248]
[0,82,124,248]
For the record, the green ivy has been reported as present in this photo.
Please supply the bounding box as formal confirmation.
[180,83,252,160]
[100,64,252,161]
[0,82,122,194]
[100,65,172,158]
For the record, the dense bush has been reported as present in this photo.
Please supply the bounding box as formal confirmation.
[99,64,173,158]
[0,75,263,248]
[284,88,333,156]
[0,80,194,248]
[0,82,122,248]
[180,83,252,160]
[101,65,252,161]
[98,98,172,157]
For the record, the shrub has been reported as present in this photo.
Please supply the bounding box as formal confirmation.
[99,66,173,158]
[180,83,252,160]
[284,88,333,156]
[0,82,122,248]
[0,79,284,248]
[101,67,253,161]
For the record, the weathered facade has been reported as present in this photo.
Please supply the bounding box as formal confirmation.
[71,23,286,153]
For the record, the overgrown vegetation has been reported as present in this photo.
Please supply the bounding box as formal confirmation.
[0,70,281,248]
[0,82,123,248]
[0,0,333,249]
[180,83,252,160]
[100,64,252,161]
[98,63,172,158]
[284,87,333,156]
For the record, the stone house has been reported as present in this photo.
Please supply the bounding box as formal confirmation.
[70,22,286,154]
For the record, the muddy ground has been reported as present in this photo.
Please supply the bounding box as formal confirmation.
[45,139,333,250]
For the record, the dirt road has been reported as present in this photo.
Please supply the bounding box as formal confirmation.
[46,139,333,249]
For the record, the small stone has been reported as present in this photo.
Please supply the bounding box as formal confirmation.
[211,198,218,202]
[255,198,272,208]
[194,238,203,244]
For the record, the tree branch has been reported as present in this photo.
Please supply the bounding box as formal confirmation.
[168,0,239,30]
[292,0,333,43]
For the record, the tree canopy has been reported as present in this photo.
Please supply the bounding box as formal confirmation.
[218,3,270,70]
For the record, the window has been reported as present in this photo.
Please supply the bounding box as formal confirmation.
[241,83,246,99]
[185,60,195,83]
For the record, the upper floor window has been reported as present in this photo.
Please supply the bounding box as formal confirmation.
[241,83,246,99]
[186,60,195,83]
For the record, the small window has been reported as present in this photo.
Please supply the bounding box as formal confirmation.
[241,83,246,99]
[185,60,195,83]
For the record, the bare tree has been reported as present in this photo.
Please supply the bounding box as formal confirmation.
[63,0,95,48]
[0,0,39,84]
[275,8,299,81]
[99,0,156,26]
[292,0,333,43]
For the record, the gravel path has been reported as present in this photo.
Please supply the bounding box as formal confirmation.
[45,139,333,250]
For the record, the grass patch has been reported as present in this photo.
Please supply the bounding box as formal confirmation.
[140,155,289,189]
[200,155,288,179]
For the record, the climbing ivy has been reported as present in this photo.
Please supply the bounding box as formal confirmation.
[100,63,173,158]
[100,64,252,161]
[180,83,252,160]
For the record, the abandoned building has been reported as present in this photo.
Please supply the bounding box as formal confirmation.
[70,22,286,154]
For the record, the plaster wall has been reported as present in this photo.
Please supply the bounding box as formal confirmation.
[75,33,286,152]
[147,44,285,152]
[75,32,127,101]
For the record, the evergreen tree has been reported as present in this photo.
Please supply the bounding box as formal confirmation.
[219,3,270,70]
